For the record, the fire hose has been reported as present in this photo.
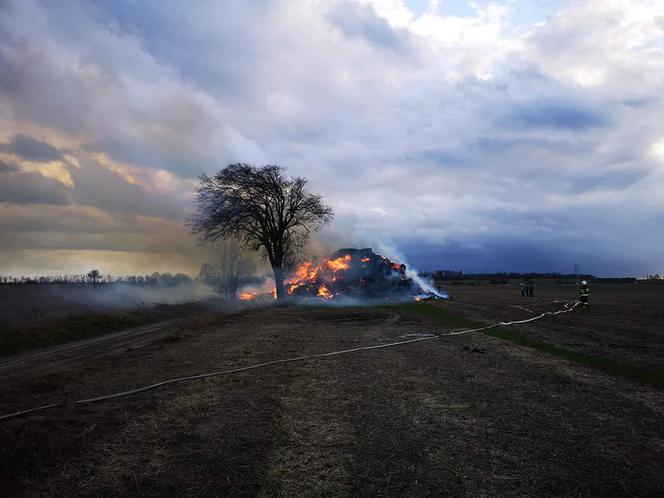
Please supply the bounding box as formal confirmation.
[0,300,579,421]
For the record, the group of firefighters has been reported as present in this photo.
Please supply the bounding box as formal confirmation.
[520,280,590,308]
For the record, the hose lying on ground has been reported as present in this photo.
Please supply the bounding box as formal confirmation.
[0,300,579,421]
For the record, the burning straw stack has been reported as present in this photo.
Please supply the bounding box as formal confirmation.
[286,248,431,302]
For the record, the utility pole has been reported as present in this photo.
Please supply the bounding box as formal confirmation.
[574,263,579,285]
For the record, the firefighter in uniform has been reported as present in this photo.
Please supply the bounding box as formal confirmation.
[579,280,590,308]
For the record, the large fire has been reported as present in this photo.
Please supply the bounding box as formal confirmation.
[283,247,438,302]
[238,248,443,303]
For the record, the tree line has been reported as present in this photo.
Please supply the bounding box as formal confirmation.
[428,271,598,281]
[0,271,194,286]
[2,251,264,301]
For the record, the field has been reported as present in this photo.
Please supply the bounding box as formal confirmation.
[1,283,663,496]
[0,283,212,326]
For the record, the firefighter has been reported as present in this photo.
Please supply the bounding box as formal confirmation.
[579,280,590,308]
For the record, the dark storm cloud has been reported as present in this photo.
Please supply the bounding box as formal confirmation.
[0,134,64,162]
[0,159,19,172]
[500,100,609,130]
[68,158,185,219]
[569,169,648,193]
[0,38,92,134]
[81,137,211,179]
[0,2,229,177]
[412,148,475,168]
[471,136,591,156]
[0,228,193,253]
[88,0,274,98]
[397,217,659,277]
[82,139,158,167]
[326,1,413,53]
[622,97,652,108]
[414,136,592,168]
[0,170,70,205]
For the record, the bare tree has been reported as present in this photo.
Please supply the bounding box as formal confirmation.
[189,164,333,301]
[199,241,258,300]
[87,269,100,285]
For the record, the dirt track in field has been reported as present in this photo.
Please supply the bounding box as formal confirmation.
[0,321,176,380]
[1,284,663,497]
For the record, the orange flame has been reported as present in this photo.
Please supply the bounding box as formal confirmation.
[285,251,411,301]
[317,284,333,300]
[239,292,256,301]
[292,261,318,281]
[325,254,351,271]
[285,254,352,300]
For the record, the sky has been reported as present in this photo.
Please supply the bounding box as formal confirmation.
[1,0,663,277]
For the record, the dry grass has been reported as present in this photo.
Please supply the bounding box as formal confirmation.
[1,286,663,496]
[0,302,211,357]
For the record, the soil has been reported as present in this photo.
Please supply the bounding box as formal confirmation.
[1,283,663,497]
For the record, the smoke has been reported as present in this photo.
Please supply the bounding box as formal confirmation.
[315,233,448,299]
[237,276,276,296]
[1,281,222,326]
[49,281,217,310]
[371,239,448,299]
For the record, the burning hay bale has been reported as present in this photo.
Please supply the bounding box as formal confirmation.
[285,248,441,303]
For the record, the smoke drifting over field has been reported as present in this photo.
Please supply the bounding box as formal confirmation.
[59,282,216,309]
[1,282,217,325]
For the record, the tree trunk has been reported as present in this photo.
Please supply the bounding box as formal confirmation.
[272,265,286,302]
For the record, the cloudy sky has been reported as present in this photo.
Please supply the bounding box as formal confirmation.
[1,0,663,277]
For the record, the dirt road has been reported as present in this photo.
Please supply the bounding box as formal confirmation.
[1,287,663,496]
[0,321,175,380]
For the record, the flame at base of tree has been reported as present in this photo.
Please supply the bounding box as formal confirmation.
[239,288,277,301]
